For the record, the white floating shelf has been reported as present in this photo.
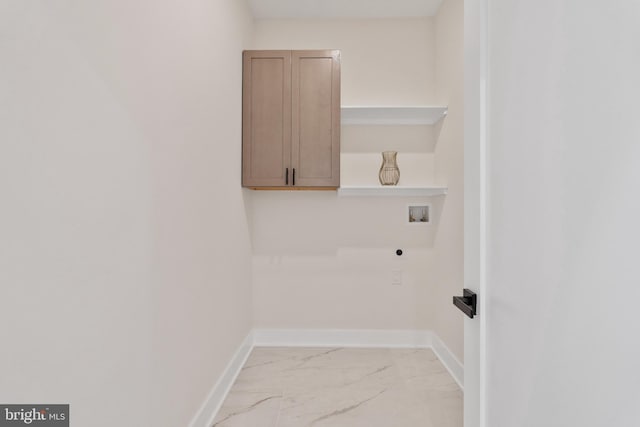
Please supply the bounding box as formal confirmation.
[337,186,448,197]
[341,106,448,125]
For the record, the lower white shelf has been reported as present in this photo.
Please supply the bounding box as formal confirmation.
[341,106,448,125]
[337,186,448,197]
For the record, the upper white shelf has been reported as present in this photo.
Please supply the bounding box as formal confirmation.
[337,186,448,197]
[341,106,448,125]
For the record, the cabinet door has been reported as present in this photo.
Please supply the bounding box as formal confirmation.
[242,51,292,187]
[291,50,341,187]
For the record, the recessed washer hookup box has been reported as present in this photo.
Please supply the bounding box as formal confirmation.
[0,405,69,426]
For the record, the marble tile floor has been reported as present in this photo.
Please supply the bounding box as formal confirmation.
[211,347,462,427]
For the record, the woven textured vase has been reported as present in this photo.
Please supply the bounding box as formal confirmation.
[378,151,400,185]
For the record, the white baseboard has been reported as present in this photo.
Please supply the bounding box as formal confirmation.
[253,328,432,348]
[188,331,254,427]
[431,332,464,390]
[192,328,463,426]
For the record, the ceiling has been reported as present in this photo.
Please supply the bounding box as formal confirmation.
[248,0,444,19]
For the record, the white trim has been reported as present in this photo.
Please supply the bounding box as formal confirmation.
[253,328,432,348]
[478,0,489,425]
[431,332,464,390]
[188,331,254,427]
[463,0,489,424]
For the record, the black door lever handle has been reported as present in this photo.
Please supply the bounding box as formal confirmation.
[453,289,477,319]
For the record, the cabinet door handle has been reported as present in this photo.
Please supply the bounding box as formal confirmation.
[285,168,289,185]
[292,168,296,186]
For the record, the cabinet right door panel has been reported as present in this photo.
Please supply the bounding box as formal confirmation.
[291,50,341,187]
[242,51,292,187]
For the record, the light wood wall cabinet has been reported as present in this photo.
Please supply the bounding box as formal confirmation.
[242,50,340,189]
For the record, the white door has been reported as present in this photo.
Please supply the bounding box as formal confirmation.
[462,0,487,426]
[466,1,640,426]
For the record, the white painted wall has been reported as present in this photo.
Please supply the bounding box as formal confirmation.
[486,1,640,426]
[251,191,437,329]
[0,1,253,426]
[253,18,436,105]
[248,0,444,19]
[251,18,461,332]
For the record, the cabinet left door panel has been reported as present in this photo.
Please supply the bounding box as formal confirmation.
[242,51,292,187]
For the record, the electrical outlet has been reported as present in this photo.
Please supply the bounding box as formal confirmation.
[391,270,402,286]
